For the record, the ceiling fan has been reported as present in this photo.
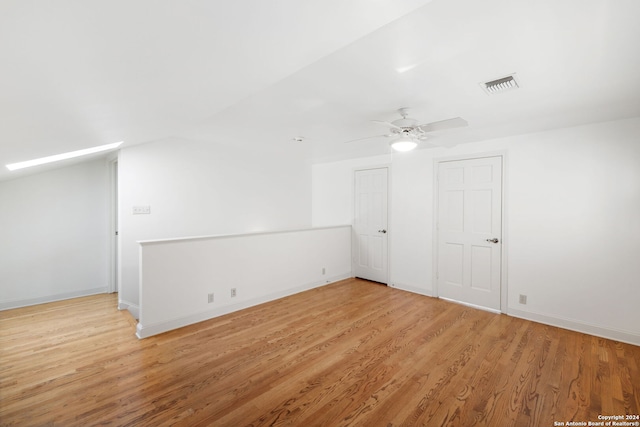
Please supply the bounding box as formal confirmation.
[345,108,468,152]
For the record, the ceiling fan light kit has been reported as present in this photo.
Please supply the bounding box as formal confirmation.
[390,138,418,152]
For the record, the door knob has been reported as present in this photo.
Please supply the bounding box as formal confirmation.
[378,229,387,234]
[486,238,499,243]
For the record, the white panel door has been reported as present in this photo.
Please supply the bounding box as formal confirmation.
[437,157,502,310]
[354,168,388,283]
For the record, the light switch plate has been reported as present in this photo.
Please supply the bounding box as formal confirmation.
[132,205,151,215]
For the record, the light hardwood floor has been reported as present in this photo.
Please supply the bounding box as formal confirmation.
[1,278,639,426]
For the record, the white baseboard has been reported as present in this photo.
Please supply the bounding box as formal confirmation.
[440,297,502,314]
[388,282,433,297]
[0,287,109,311]
[387,285,639,347]
[136,273,352,339]
[118,300,140,320]
[508,307,640,347]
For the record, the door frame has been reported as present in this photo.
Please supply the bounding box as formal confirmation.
[352,164,392,285]
[432,151,509,313]
[108,155,119,294]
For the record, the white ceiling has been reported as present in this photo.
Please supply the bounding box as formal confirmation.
[2,0,639,181]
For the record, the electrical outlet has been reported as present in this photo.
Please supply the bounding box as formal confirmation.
[208,293,214,303]
[519,294,527,305]
[322,267,326,275]
[231,288,237,298]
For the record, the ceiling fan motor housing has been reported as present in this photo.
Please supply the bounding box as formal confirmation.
[392,118,419,128]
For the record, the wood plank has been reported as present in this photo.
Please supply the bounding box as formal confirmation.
[1,278,639,426]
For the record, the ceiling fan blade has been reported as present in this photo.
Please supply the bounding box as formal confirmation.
[343,134,391,144]
[371,120,403,131]
[418,117,468,133]
[415,134,440,144]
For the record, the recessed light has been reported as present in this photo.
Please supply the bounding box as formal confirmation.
[6,141,123,171]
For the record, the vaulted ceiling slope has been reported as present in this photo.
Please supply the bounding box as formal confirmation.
[1,0,639,180]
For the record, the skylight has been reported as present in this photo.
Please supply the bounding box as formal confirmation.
[6,141,123,171]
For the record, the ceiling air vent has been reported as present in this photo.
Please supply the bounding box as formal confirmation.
[481,74,519,95]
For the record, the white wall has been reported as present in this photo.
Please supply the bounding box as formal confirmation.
[312,117,640,345]
[312,152,435,295]
[311,154,391,227]
[0,159,111,309]
[118,137,312,316]
[137,226,351,338]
